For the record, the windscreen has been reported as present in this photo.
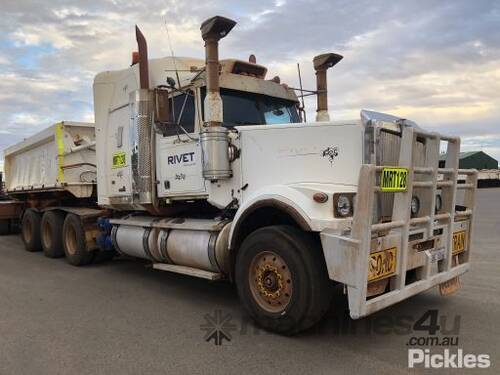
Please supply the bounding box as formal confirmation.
[202,87,300,126]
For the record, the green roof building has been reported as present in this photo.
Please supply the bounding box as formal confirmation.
[439,151,498,170]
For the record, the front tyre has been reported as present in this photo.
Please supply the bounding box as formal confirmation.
[235,225,333,335]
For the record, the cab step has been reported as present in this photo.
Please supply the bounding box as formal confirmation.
[152,263,222,281]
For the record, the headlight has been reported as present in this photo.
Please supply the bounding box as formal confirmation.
[435,194,442,213]
[334,193,354,218]
[411,196,420,217]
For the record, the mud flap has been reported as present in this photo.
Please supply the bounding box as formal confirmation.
[439,276,461,296]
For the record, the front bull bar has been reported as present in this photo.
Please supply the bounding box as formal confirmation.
[321,125,478,319]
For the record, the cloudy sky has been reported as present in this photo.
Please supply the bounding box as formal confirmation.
[1,0,499,170]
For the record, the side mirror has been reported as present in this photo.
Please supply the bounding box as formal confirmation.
[166,76,176,88]
[153,88,172,134]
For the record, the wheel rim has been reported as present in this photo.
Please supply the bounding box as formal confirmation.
[65,224,78,255]
[42,219,52,249]
[249,251,293,313]
[23,217,32,243]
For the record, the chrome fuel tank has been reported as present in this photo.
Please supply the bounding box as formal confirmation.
[111,217,231,274]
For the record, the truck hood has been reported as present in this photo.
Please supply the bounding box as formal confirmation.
[236,121,363,201]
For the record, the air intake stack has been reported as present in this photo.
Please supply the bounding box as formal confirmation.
[313,53,343,122]
[200,16,236,181]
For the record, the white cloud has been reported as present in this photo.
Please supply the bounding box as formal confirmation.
[0,0,499,164]
[11,25,75,49]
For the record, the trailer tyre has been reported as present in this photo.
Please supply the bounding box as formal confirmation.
[235,225,333,335]
[0,219,10,235]
[21,209,42,252]
[41,211,65,258]
[62,214,95,266]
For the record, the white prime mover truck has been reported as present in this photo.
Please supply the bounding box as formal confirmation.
[1,16,477,334]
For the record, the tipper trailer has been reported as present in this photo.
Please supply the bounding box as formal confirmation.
[1,16,477,334]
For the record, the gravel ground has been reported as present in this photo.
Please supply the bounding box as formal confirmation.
[0,188,498,374]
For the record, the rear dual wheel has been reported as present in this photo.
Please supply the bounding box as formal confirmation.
[62,214,95,266]
[22,210,97,266]
[22,210,66,258]
[41,211,65,258]
[235,225,333,335]
[21,209,42,252]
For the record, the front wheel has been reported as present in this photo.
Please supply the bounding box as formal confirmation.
[235,225,333,335]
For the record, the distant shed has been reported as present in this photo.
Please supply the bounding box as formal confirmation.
[439,151,498,170]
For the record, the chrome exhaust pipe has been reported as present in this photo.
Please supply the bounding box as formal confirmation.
[132,26,153,204]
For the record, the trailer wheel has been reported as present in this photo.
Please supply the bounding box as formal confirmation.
[21,209,42,252]
[235,225,333,335]
[62,214,95,266]
[41,211,65,258]
[0,219,10,235]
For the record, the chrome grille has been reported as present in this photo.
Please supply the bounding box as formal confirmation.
[376,129,426,221]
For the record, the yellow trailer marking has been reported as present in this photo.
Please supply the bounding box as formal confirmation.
[55,122,65,183]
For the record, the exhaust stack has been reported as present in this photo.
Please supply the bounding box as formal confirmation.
[313,53,343,122]
[132,26,153,204]
[199,16,236,181]
[135,26,150,89]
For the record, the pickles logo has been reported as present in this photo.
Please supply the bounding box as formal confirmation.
[321,146,339,164]
[409,349,490,369]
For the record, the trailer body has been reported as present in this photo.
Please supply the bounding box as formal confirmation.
[4,121,96,198]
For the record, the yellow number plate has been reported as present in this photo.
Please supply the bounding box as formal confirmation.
[368,247,397,282]
[452,230,466,255]
[380,168,408,192]
[112,151,127,169]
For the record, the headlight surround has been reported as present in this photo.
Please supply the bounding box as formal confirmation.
[333,193,355,218]
[411,196,420,217]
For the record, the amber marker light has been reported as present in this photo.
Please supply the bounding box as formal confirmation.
[313,192,329,203]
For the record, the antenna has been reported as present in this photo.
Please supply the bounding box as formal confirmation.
[161,16,200,142]
[297,63,306,122]
[164,17,182,89]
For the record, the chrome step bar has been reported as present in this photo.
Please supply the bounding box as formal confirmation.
[153,263,223,280]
